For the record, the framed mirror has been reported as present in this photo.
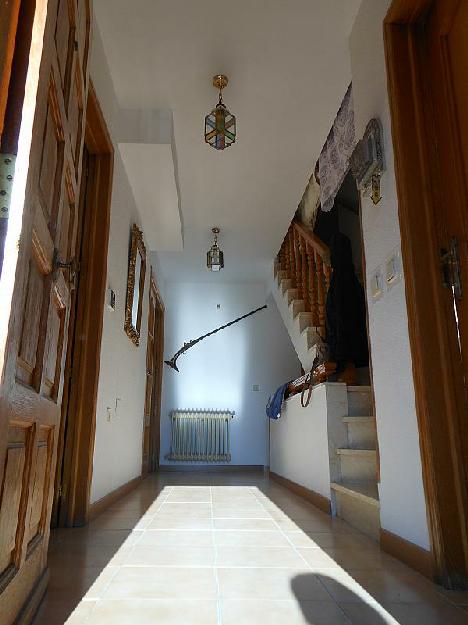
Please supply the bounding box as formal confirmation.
[124,224,146,345]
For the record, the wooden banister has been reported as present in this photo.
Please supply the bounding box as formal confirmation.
[277,218,330,340]
[292,220,330,265]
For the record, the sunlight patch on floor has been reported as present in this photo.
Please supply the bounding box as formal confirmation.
[59,484,404,625]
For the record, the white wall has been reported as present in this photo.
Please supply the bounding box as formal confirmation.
[160,282,301,466]
[349,0,430,550]
[89,25,152,503]
[270,384,348,502]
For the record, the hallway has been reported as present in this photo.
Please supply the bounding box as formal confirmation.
[33,471,467,625]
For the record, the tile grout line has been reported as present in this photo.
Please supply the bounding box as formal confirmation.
[210,486,223,625]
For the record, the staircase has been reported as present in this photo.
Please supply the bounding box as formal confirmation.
[331,385,380,540]
[272,219,380,540]
[271,219,331,371]
[272,265,324,372]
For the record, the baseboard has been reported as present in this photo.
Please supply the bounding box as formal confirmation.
[89,475,144,520]
[159,464,267,473]
[380,528,434,580]
[15,568,49,625]
[269,470,332,515]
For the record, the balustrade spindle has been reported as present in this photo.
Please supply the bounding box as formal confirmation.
[324,263,332,293]
[306,243,319,326]
[293,228,302,299]
[287,227,295,287]
[315,252,326,338]
[301,237,309,311]
[279,241,286,273]
[283,232,289,280]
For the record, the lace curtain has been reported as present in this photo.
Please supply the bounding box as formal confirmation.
[318,84,356,212]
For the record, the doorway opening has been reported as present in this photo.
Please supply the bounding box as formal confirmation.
[52,84,114,528]
[143,271,165,475]
[314,171,372,387]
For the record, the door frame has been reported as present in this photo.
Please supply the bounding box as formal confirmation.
[384,0,468,586]
[149,272,164,472]
[54,82,113,527]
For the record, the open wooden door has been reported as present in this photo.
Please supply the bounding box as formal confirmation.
[0,0,91,622]
[142,271,164,474]
[385,0,468,588]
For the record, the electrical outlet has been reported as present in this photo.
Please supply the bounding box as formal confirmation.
[252,384,260,391]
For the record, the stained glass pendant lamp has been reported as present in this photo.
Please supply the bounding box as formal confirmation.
[204,75,236,150]
[207,227,224,271]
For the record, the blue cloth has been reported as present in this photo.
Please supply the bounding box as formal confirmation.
[266,382,290,420]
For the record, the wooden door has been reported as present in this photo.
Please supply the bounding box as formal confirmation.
[142,273,164,474]
[425,0,468,401]
[424,0,468,582]
[0,0,21,141]
[0,0,90,622]
[385,0,468,587]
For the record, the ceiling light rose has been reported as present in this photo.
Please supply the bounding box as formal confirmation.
[207,227,224,271]
[204,75,236,150]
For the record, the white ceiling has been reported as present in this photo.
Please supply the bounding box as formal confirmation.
[94,0,361,282]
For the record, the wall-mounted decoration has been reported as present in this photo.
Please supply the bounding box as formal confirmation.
[350,118,384,205]
[318,84,355,212]
[124,224,146,346]
[165,305,267,372]
[204,74,236,150]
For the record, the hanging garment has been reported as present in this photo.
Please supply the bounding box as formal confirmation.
[325,233,369,372]
[266,382,290,420]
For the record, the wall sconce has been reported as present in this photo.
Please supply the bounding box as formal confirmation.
[350,118,384,205]
[206,227,224,271]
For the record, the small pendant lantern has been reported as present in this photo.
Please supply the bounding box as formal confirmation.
[207,227,224,271]
[204,75,236,150]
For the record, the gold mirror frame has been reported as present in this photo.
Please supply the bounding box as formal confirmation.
[124,224,146,346]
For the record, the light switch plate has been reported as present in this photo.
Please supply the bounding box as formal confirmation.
[107,287,116,311]
[370,268,383,301]
[385,249,402,290]
[252,384,260,392]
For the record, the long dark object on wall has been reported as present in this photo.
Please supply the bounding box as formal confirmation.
[165,304,267,372]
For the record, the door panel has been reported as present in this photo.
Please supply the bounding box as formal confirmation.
[0,0,91,621]
[0,424,31,574]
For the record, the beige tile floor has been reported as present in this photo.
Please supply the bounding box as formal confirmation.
[32,470,468,625]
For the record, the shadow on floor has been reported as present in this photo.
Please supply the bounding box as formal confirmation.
[291,573,393,624]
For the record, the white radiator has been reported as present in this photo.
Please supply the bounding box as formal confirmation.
[167,410,235,462]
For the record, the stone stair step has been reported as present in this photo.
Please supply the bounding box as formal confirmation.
[302,326,321,350]
[286,288,299,305]
[290,299,305,318]
[276,270,288,286]
[336,448,377,481]
[280,278,293,294]
[296,311,312,331]
[331,481,379,505]
[347,385,373,416]
[343,416,376,450]
[331,481,380,540]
